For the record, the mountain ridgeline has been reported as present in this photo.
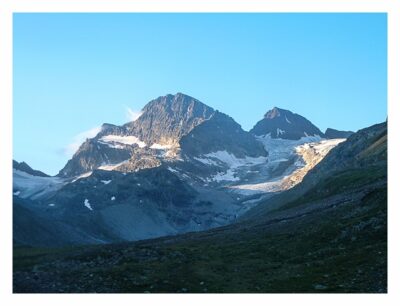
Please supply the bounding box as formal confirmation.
[58,93,267,177]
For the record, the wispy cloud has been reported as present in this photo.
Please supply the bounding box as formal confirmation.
[125,106,143,122]
[64,126,102,157]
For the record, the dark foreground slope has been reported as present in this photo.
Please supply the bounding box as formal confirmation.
[13,123,387,293]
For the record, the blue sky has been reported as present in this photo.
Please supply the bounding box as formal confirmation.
[13,13,387,175]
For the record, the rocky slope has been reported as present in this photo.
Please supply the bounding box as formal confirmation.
[250,107,325,140]
[13,121,387,293]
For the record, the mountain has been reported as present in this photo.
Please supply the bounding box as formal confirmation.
[250,107,325,140]
[325,128,354,139]
[14,121,387,293]
[13,95,351,247]
[13,160,49,177]
[58,93,267,177]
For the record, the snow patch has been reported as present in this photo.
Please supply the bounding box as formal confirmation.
[194,157,218,166]
[199,151,268,183]
[203,151,267,168]
[285,115,291,124]
[98,160,129,171]
[150,143,172,150]
[210,169,240,182]
[167,167,179,173]
[13,190,20,196]
[111,196,116,201]
[230,178,286,195]
[277,128,286,136]
[99,135,147,148]
[101,180,112,185]
[84,199,93,211]
[72,171,93,182]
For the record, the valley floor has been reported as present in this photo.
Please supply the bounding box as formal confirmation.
[13,178,387,293]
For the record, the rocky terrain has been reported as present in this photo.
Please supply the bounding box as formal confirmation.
[325,128,354,139]
[13,121,387,293]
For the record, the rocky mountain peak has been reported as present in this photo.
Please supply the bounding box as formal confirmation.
[264,107,284,119]
[124,93,216,145]
[251,107,324,140]
[140,93,214,122]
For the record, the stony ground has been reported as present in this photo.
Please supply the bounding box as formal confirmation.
[13,175,387,293]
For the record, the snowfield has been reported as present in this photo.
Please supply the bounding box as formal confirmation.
[197,150,268,169]
[13,169,65,200]
[99,135,147,148]
[195,150,268,183]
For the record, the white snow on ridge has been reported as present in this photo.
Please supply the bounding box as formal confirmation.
[84,199,93,211]
[101,180,112,185]
[285,115,291,124]
[99,135,147,148]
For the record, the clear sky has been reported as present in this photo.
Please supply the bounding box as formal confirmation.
[13,13,387,175]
